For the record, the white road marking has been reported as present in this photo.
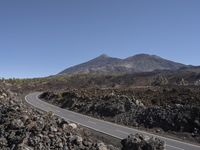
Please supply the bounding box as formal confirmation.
[166,144,185,150]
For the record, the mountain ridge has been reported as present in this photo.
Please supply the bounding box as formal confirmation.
[58,53,187,75]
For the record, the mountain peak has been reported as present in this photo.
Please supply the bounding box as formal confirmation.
[125,54,162,60]
[132,53,160,58]
[97,54,110,58]
[134,53,151,57]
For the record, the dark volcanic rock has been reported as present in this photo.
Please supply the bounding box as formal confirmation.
[121,133,165,150]
[41,88,200,142]
[0,88,119,150]
[137,105,200,133]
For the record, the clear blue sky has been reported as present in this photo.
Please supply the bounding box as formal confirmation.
[0,0,200,78]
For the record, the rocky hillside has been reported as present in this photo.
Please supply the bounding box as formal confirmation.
[40,87,200,143]
[59,54,186,75]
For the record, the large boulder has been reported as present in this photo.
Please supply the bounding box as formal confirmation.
[121,133,165,150]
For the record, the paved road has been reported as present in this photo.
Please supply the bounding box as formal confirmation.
[25,92,200,150]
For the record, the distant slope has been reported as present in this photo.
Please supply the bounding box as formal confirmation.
[123,54,185,72]
[59,54,124,74]
[59,54,187,75]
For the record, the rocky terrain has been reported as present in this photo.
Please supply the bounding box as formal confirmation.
[0,87,115,149]
[4,65,200,95]
[0,84,165,149]
[121,133,165,150]
[0,53,199,149]
[2,55,199,148]
[40,86,200,143]
[59,54,186,75]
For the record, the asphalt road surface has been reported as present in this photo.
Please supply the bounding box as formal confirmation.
[25,92,200,150]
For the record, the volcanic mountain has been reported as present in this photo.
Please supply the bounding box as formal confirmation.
[59,54,187,75]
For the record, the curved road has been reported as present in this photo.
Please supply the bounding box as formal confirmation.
[25,92,200,150]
